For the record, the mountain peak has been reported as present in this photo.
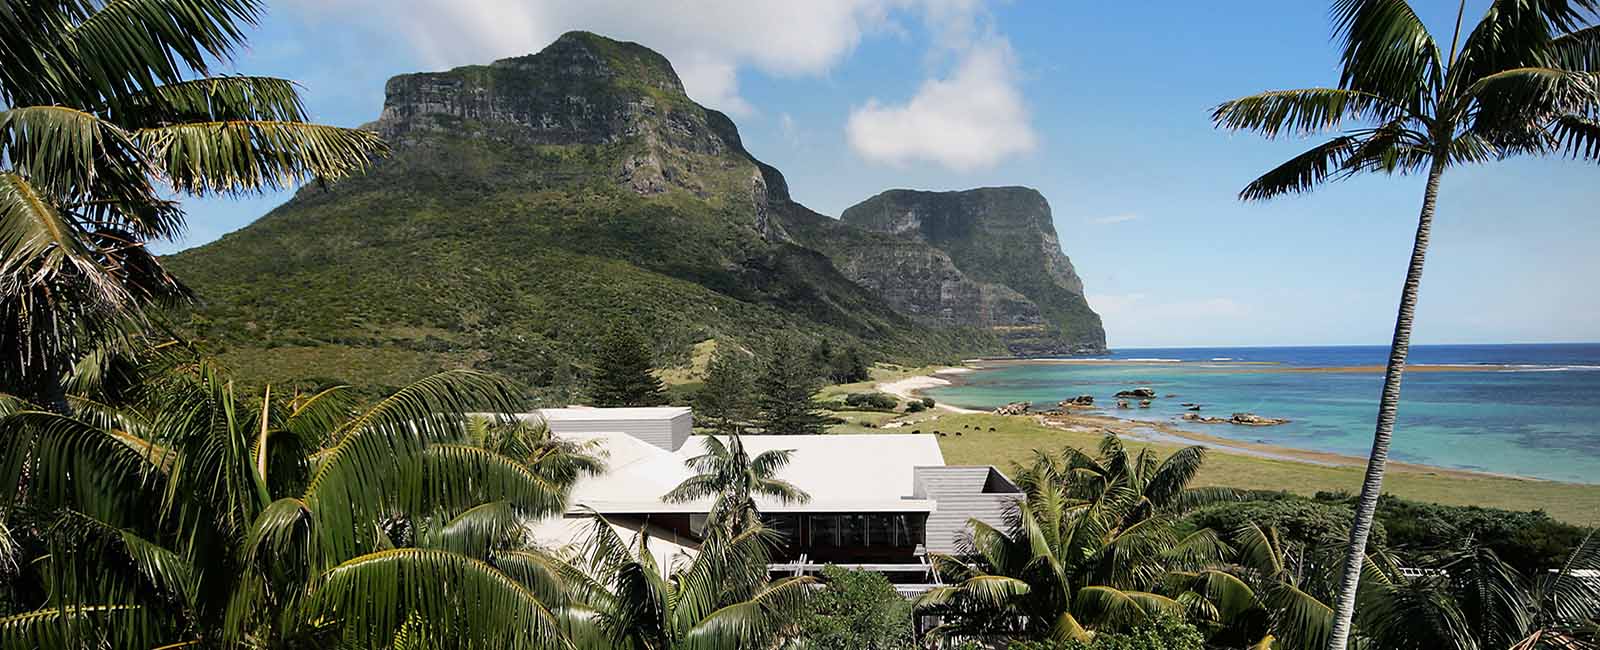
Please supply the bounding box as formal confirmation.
[376,31,696,146]
[491,31,686,94]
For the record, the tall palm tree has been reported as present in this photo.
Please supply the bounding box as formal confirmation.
[1,0,387,412]
[0,347,579,649]
[914,435,1234,645]
[561,514,815,650]
[1213,3,1600,647]
[662,434,809,533]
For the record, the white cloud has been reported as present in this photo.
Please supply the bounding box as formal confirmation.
[1090,213,1141,225]
[779,112,801,146]
[845,39,1036,170]
[282,0,992,117]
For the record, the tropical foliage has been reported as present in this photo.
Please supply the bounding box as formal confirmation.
[0,344,586,649]
[1213,2,1600,646]
[915,435,1239,645]
[559,515,815,650]
[663,434,809,533]
[0,0,387,411]
[794,565,917,650]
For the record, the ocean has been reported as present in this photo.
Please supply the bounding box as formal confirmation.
[923,343,1600,483]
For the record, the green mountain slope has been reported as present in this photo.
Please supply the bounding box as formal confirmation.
[166,32,997,396]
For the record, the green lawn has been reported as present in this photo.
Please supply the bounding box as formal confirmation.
[833,411,1600,526]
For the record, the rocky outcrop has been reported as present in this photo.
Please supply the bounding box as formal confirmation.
[1116,387,1157,399]
[994,401,1032,416]
[1060,395,1096,409]
[1180,412,1291,426]
[839,188,1106,355]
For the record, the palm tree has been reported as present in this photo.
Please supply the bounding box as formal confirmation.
[662,434,809,532]
[1213,3,1600,647]
[914,435,1234,645]
[1209,523,1600,650]
[0,347,580,650]
[561,514,815,649]
[467,415,608,491]
[1,0,387,412]
[1348,529,1600,650]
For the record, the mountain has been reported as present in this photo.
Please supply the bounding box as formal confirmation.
[835,188,1105,355]
[165,32,1101,396]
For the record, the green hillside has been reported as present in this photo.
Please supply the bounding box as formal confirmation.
[166,33,997,398]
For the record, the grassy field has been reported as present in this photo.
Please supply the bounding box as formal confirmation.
[915,412,1600,525]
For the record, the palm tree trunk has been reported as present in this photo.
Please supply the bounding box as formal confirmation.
[1325,155,1446,650]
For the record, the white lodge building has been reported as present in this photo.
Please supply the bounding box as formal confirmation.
[525,406,1021,591]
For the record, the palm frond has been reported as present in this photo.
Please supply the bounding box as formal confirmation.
[1265,581,1335,650]
[1212,88,1406,137]
[1552,114,1600,159]
[136,120,387,196]
[1551,24,1600,71]
[679,576,815,650]
[306,548,570,650]
[0,105,163,212]
[417,445,565,518]
[417,500,522,559]
[0,605,154,650]
[1237,136,1360,200]
[106,75,308,128]
[1074,586,1175,629]
[2,0,263,106]
[1332,0,1444,106]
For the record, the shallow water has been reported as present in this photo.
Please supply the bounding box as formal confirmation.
[927,344,1600,483]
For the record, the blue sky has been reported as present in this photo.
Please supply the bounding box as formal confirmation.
[172,1,1599,348]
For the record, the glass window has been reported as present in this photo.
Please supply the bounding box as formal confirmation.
[810,515,839,546]
[839,514,866,547]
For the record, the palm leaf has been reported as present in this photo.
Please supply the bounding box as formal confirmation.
[1332,0,1443,106]
[136,120,387,196]
[106,75,308,127]
[1,0,262,106]
[305,548,571,650]
[1237,136,1360,200]
[679,575,815,650]
[1212,87,1405,137]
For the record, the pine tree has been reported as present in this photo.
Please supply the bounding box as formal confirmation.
[588,326,668,407]
[755,341,827,435]
[694,346,755,434]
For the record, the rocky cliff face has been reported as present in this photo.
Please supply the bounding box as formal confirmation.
[837,188,1106,355]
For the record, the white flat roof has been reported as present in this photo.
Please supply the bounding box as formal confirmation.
[557,432,945,514]
[541,406,691,421]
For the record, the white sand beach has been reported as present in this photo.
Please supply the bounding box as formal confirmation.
[877,368,982,414]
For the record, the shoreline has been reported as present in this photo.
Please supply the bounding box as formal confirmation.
[876,368,983,414]
[880,364,1566,484]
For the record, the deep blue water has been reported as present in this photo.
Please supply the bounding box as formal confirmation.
[928,344,1600,483]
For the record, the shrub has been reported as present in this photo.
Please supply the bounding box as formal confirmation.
[1314,493,1590,572]
[905,400,926,413]
[844,392,900,410]
[1187,497,1387,550]
[1006,616,1204,650]
[795,566,915,650]
[920,397,935,407]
